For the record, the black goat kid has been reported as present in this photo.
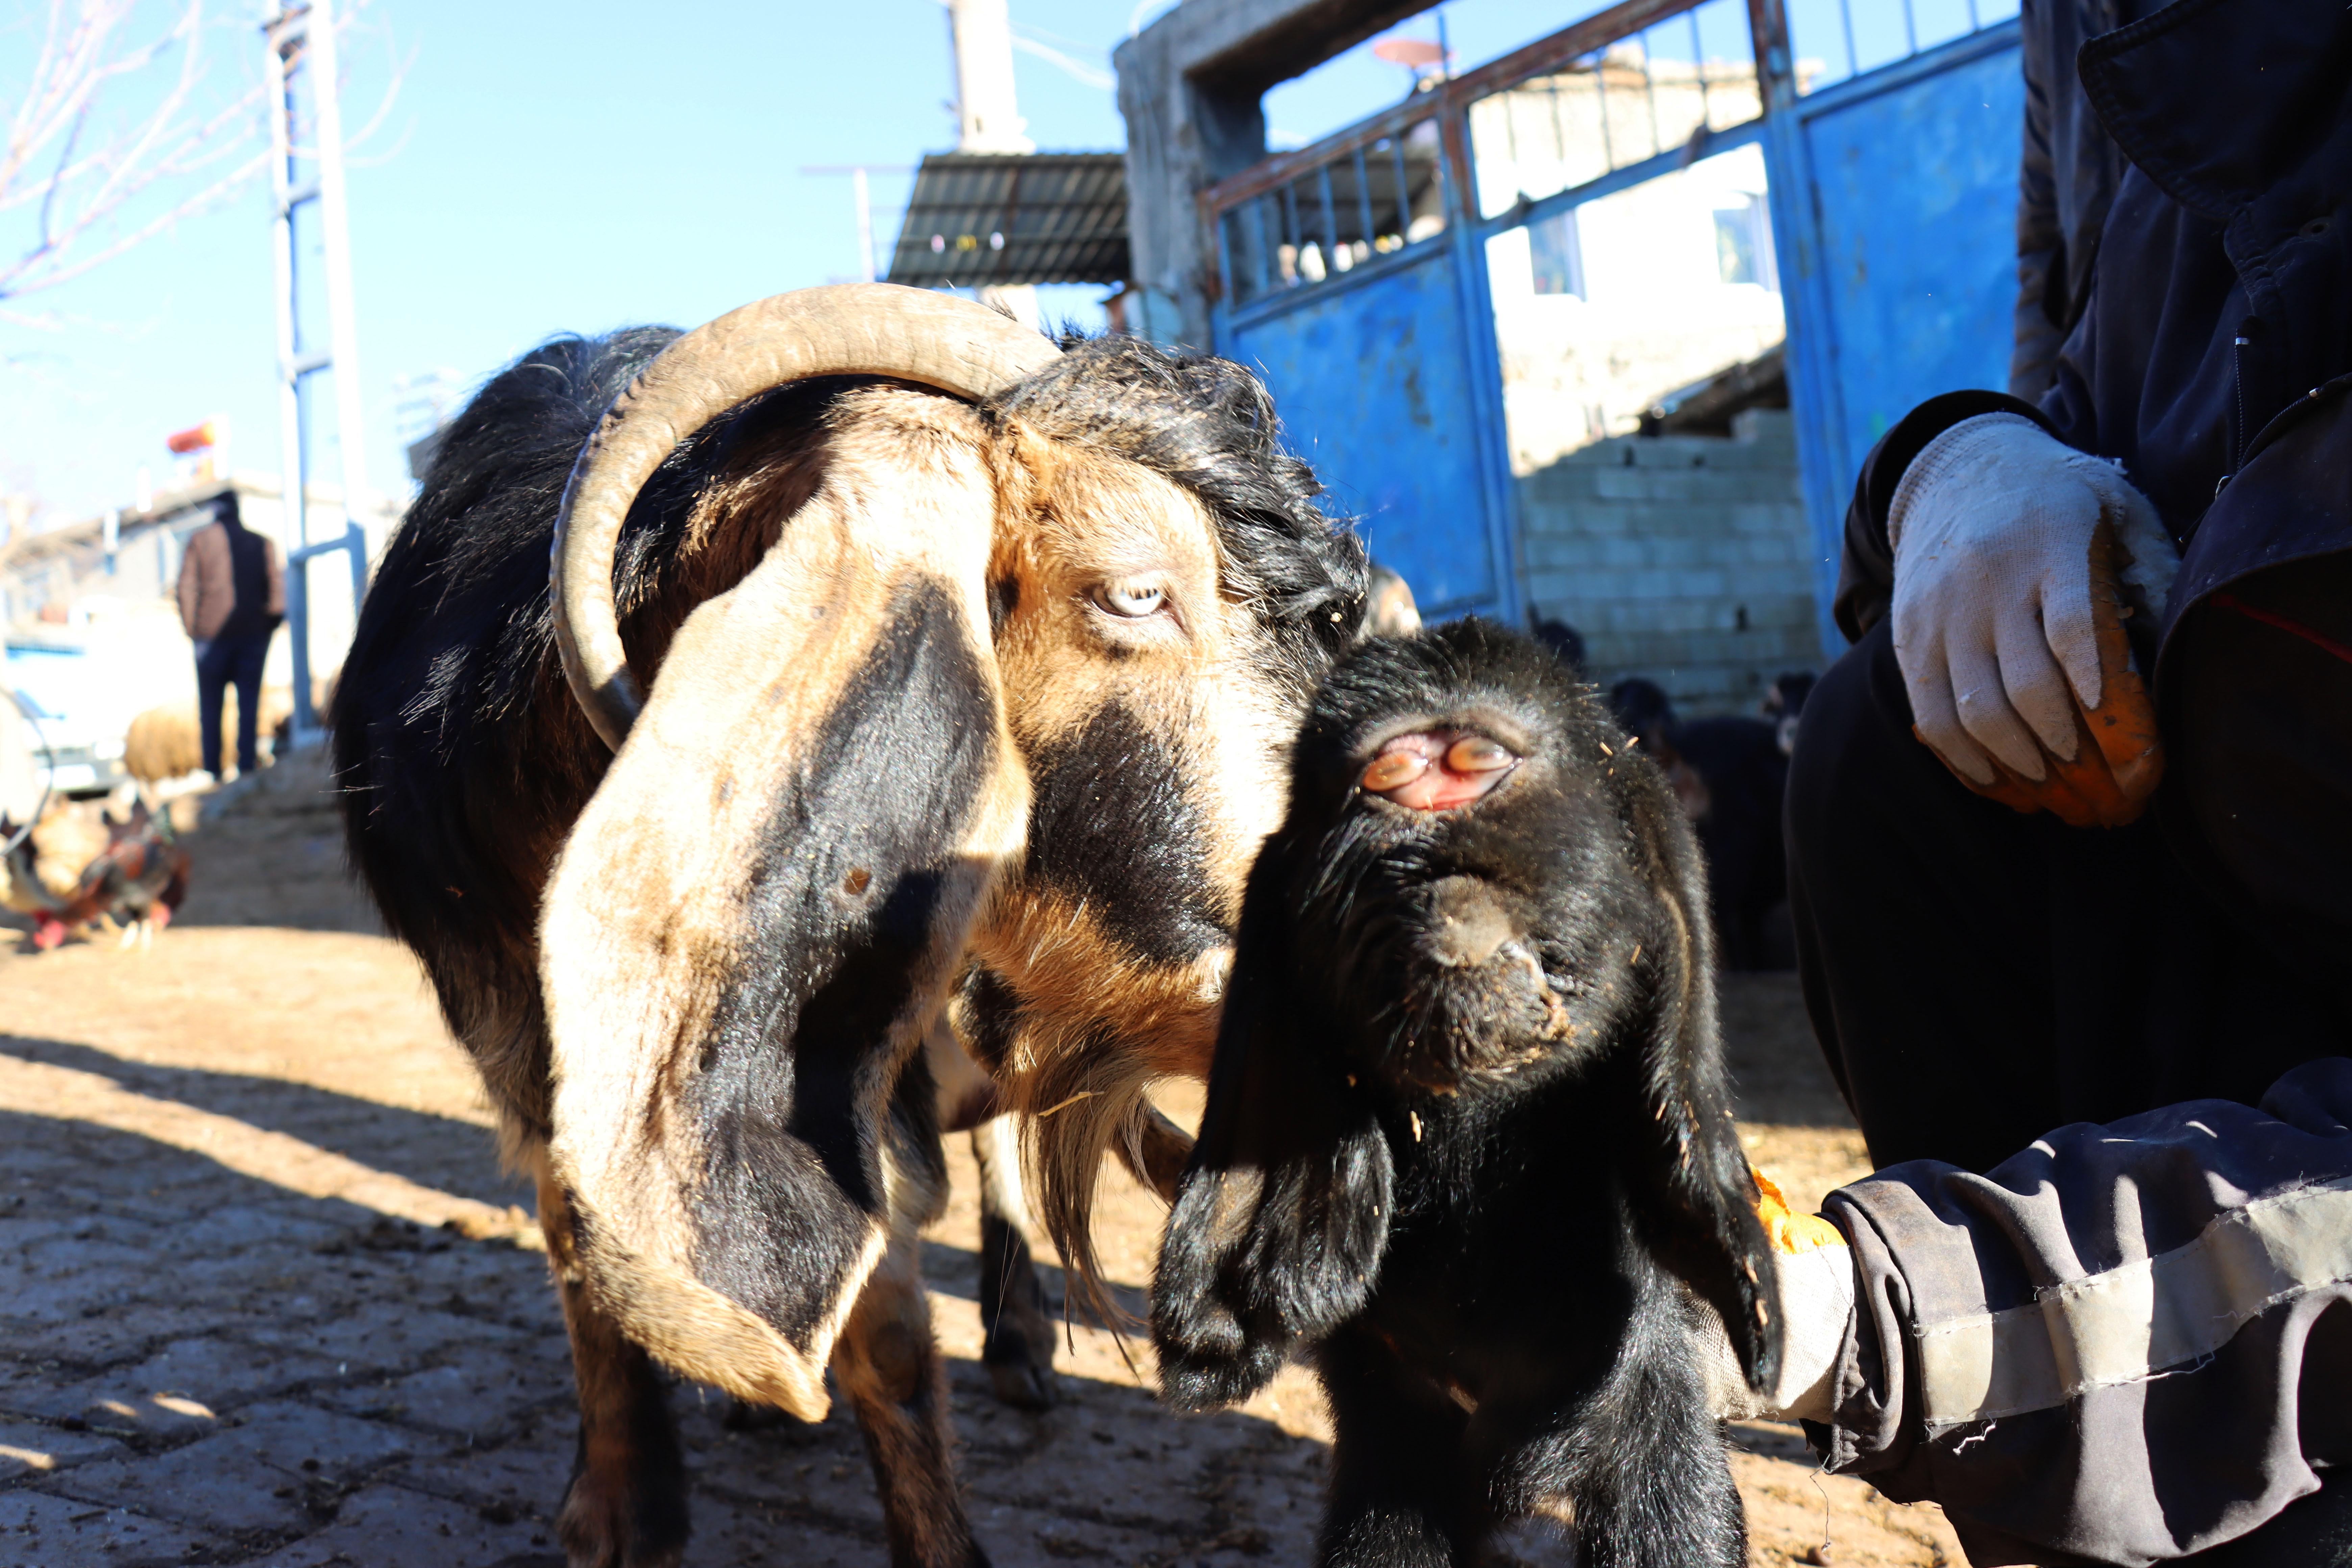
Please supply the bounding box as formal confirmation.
[1152,620,1780,1568]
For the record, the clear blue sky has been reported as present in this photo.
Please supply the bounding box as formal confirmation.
[2,0,1941,527]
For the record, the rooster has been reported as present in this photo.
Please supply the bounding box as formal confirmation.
[26,801,191,951]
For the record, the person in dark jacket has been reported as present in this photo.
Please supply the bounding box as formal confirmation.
[2008,0,2155,401]
[175,493,285,779]
[1780,0,2352,1555]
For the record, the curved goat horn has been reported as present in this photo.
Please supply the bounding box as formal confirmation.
[550,282,1062,751]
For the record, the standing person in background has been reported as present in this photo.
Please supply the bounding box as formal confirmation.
[175,493,284,780]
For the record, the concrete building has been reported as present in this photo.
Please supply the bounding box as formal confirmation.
[1473,52,1796,462]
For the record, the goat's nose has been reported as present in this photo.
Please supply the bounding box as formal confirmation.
[1360,729,1520,811]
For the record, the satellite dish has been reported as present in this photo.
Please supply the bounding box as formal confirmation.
[1373,38,1448,69]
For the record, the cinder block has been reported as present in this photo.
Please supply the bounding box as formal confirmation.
[1519,536,1590,570]
[1589,468,1662,502]
[1521,469,1604,504]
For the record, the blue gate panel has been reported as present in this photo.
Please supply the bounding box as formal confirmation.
[1769,22,2025,648]
[1227,254,1500,615]
[1803,42,2023,460]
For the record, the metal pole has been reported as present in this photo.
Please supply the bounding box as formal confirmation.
[264,11,305,560]
[309,0,368,515]
[264,0,368,741]
[947,0,1036,323]
[947,0,1031,152]
[283,549,311,739]
[264,8,316,737]
[800,165,913,284]
[344,522,367,622]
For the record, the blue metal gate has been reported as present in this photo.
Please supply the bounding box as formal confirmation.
[1209,112,1518,620]
[1205,0,2024,653]
[1761,12,2024,647]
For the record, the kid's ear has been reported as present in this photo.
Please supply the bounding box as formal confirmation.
[1619,768,1782,1393]
[1151,909,1392,1413]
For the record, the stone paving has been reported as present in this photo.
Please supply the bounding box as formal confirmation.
[0,755,1961,1568]
[0,955,1365,1568]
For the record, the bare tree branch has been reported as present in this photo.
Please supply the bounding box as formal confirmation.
[0,0,396,304]
[19,145,269,295]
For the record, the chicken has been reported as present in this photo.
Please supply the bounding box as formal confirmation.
[27,800,191,951]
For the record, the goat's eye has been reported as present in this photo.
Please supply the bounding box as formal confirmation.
[1094,580,1167,618]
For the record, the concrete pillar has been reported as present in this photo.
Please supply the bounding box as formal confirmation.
[949,0,1034,153]
[950,0,1038,325]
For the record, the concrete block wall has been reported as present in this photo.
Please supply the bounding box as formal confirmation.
[1517,409,1832,715]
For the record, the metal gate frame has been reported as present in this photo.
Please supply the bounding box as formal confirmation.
[1202,78,1523,622]
[1202,0,1800,631]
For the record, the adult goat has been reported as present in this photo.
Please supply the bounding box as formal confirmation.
[332,285,1366,1568]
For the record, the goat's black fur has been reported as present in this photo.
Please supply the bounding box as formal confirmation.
[1153,619,1777,1568]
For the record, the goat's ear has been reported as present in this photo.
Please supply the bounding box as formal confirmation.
[1619,771,1782,1394]
[538,409,1028,1422]
[1151,904,1393,1413]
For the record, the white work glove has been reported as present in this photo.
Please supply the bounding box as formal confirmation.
[1889,414,2180,827]
[1700,1171,1857,1424]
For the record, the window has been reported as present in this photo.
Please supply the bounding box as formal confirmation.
[1530,207,1586,297]
[1713,194,1778,291]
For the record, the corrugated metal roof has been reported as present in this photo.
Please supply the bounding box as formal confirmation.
[886,152,1129,288]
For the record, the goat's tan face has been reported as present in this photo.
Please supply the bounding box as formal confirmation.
[972,426,1302,1087]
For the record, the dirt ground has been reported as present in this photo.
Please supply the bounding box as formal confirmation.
[0,751,1962,1567]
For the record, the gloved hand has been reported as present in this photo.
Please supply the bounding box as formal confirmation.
[1700,1169,1856,1423]
[1888,414,2179,827]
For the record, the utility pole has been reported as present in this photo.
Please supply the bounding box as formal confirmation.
[799,164,913,283]
[945,0,1038,326]
[263,0,370,738]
